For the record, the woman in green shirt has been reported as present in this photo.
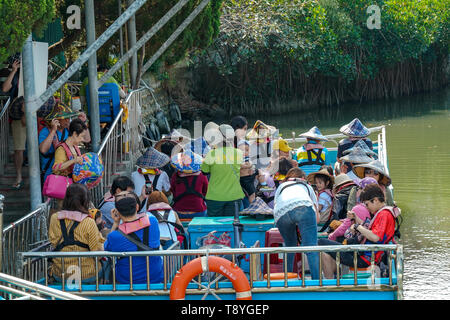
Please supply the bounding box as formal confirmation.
[201,123,245,216]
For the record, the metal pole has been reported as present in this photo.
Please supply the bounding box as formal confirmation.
[127,0,138,89]
[118,0,126,86]
[98,0,190,89]
[27,0,149,113]
[22,35,43,211]
[85,0,101,152]
[140,0,211,77]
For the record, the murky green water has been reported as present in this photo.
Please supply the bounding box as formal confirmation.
[245,86,450,300]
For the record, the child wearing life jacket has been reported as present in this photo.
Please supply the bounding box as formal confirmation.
[307,167,334,225]
[318,184,398,279]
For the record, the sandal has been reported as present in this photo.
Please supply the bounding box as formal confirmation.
[12,181,23,190]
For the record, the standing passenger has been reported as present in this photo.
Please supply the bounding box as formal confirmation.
[273,168,320,279]
[202,122,245,216]
[170,150,208,220]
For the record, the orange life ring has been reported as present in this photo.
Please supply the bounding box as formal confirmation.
[169,256,252,300]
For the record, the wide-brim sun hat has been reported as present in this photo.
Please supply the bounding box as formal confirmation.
[246,120,277,141]
[353,160,391,186]
[240,197,273,217]
[339,146,374,164]
[204,122,235,147]
[306,168,335,186]
[333,173,355,193]
[170,149,203,173]
[342,139,377,158]
[339,118,370,138]
[299,126,329,141]
[44,102,78,122]
[154,138,179,152]
[136,146,170,169]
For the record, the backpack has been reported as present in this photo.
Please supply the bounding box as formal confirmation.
[149,209,188,249]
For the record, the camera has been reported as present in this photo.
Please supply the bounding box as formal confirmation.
[7,53,21,66]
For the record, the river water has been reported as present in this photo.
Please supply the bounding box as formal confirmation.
[241,86,450,300]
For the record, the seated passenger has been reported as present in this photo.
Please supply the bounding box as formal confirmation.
[146,191,184,249]
[99,176,149,230]
[131,147,172,201]
[294,126,332,176]
[170,150,208,220]
[319,184,396,279]
[338,145,374,183]
[352,159,394,206]
[327,202,372,243]
[105,191,164,284]
[307,167,334,225]
[320,174,357,233]
[49,183,108,284]
[346,176,379,212]
[337,118,373,163]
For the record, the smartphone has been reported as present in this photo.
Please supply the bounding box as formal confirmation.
[145,182,152,195]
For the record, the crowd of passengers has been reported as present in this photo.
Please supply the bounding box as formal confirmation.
[39,107,397,285]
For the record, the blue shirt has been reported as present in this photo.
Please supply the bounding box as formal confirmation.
[104,214,164,284]
[38,127,69,181]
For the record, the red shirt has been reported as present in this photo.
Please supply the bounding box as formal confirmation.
[170,173,208,213]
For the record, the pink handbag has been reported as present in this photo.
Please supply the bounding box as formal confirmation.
[42,174,73,199]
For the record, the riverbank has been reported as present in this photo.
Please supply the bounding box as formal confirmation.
[146,0,449,118]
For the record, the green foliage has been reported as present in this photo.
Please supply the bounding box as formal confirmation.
[192,0,449,112]
[0,0,55,63]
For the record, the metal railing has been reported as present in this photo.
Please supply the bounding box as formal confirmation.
[17,244,403,299]
[0,272,87,300]
[1,201,50,276]
[0,96,11,175]
[89,87,147,206]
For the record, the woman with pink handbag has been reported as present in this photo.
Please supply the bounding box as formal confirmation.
[43,119,87,206]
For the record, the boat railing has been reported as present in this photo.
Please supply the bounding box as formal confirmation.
[0,200,50,276]
[0,271,87,300]
[16,244,403,299]
[89,87,148,206]
[0,96,11,175]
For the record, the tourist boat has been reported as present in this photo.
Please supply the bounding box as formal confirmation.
[2,125,403,300]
